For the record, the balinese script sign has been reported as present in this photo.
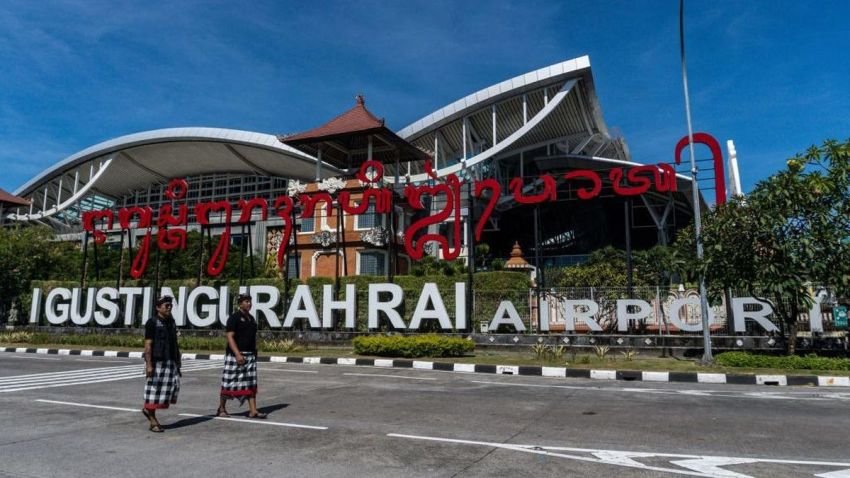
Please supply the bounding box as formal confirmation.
[80,159,680,279]
[29,283,824,333]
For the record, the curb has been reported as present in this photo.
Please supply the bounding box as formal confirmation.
[4,347,850,388]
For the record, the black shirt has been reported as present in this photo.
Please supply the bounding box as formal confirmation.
[225,310,257,355]
[144,316,180,363]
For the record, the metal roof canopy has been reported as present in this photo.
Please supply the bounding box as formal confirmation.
[394,56,630,182]
[11,128,341,222]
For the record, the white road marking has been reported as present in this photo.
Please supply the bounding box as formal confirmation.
[387,433,714,476]
[388,433,850,478]
[671,457,758,477]
[6,355,61,361]
[73,359,134,363]
[36,399,137,413]
[262,368,319,374]
[343,372,436,381]
[469,380,844,402]
[34,399,328,430]
[178,413,327,430]
[816,469,850,477]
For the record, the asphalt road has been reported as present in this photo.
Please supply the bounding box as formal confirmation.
[1,351,848,478]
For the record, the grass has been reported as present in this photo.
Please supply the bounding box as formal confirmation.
[2,332,848,376]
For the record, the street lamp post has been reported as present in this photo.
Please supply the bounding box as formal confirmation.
[679,0,713,363]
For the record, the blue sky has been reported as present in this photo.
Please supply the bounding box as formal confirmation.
[1,0,848,197]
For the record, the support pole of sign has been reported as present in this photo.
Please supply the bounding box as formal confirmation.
[336,204,348,277]
[196,225,204,287]
[80,231,90,289]
[293,208,300,281]
[534,205,541,334]
[391,152,400,281]
[386,197,393,283]
[657,286,666,357]
[466,175,475,333]
[154,233,161,301]
[127,229,135,278]
[625,199,633,299]
[283,244,290,310]
[247,221,255,278]
[680,0,713,363]
[93,231,100,281]
[334,202,341,308]
[165,240,171,280]
[206,227,213,282]
[116,229,125,291]
[238,223,245,286]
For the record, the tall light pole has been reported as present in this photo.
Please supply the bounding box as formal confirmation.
[679,0,713,363]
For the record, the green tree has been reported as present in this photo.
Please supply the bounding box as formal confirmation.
[549,245,680,288]
[0,226,79,322]
[696,139,850,354]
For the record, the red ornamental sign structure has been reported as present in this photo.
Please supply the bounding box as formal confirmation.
[81,133,724,280]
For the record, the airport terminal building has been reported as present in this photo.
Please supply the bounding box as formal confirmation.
[5,56,703,284]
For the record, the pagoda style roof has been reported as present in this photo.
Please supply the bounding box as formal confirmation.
[505,241,533,271]
[281,96,429,169]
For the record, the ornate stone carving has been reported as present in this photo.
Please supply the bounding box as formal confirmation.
[312,230,336,248]
[360,226,390,246]
[317,177,346,194]
[287,180,307,197]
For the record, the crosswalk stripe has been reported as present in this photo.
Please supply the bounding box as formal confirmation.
[0,361,223,393]
[0,362,221,387]
[0,365,142,384]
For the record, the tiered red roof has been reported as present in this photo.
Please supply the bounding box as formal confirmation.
[284,95,385,142]
[281,95,429,169]
[0,188,29,207]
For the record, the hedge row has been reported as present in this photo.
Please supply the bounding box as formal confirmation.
[352,334,474,358]
[715,351,850,371]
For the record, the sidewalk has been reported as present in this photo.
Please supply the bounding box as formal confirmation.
[4,346,849,388]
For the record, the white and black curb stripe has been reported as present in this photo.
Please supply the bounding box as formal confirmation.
[3,347,849,387]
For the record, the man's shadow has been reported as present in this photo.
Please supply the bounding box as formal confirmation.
[163,403,289,430]
[232,403,289,417]
[163,415,213,430]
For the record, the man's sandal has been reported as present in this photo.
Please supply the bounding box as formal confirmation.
[149,424,164,433]
[216,407,230,417]
[248,412,267,419]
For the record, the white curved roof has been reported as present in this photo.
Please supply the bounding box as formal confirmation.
[393,55,629,182]
[11,127,337,222]
[12,56,668,226]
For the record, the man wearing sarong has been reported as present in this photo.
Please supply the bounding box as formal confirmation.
[217,293,266,418]
[142,296,181,432]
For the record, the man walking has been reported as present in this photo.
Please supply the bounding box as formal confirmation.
[142,295,181,432]
[217,293,266,418]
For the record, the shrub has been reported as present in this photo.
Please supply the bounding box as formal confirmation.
[548,345,567,360]
[352,334,474,358]
[0,331,34,344]
[530,343,548,360]
[593,345,610,359]
[716,352,850,371]
[261,338,304,353]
